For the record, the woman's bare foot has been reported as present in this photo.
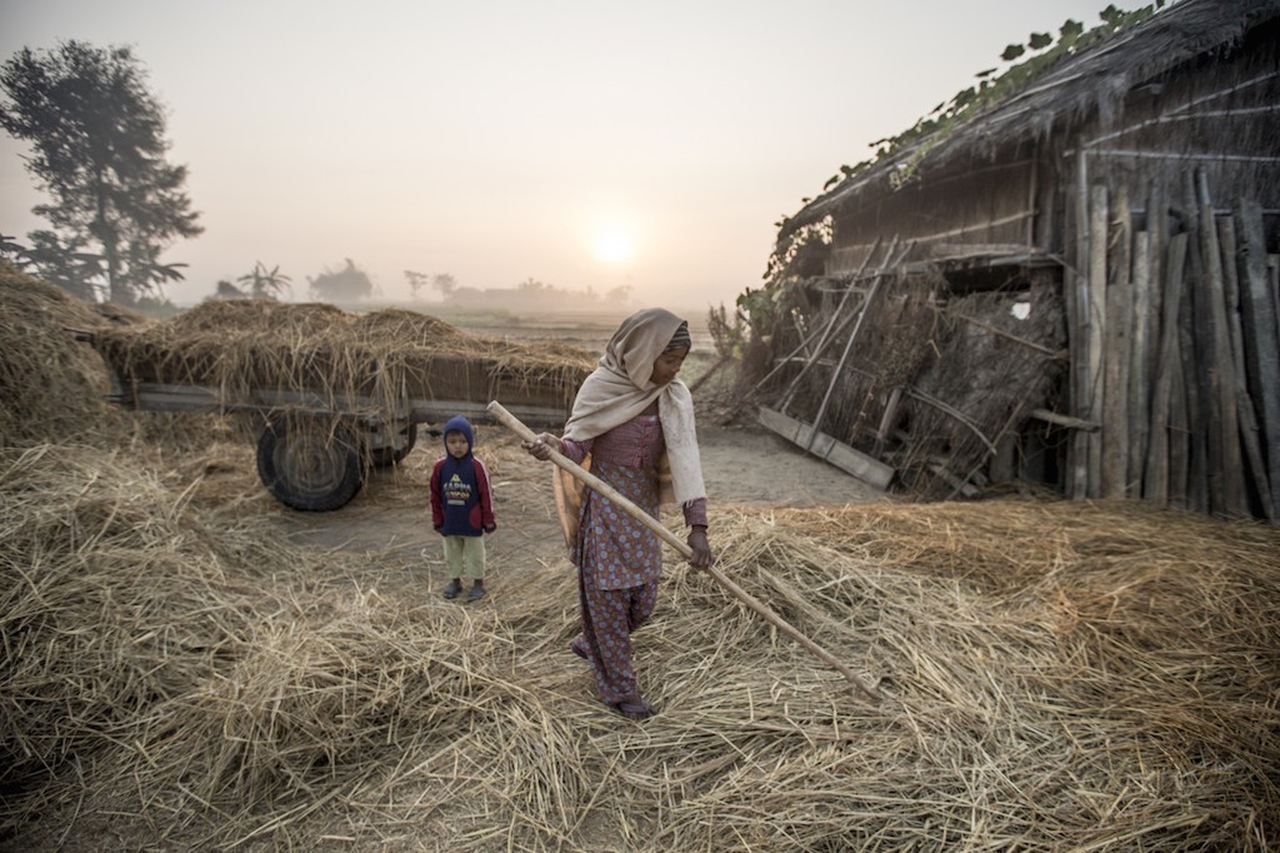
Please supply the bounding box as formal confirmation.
[610,697,655,721]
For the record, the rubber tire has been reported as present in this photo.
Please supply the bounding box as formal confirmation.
[370,422,418,469]
[256,417,364,511]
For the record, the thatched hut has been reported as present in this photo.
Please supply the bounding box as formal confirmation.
[745,0,1280,521]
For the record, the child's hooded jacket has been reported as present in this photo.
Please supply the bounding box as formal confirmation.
[429,415,496,536]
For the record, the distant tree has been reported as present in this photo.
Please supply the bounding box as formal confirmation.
[307,258,373,302]
[19,229,104,299]
[214,279,247,299]
[237,261,291,300]
[431,272,457,298]
[0,233,31,270]
[0,41,203,304]
[604,284,633,307]
[405,269,428,299]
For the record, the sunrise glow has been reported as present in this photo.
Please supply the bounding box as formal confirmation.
[593,227,634,265]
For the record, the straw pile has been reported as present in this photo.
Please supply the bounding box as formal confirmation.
[5,429,1277,851]
[88,300,596,418]
[0,264,120,447]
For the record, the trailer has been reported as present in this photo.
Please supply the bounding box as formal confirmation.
[78,318,589,511]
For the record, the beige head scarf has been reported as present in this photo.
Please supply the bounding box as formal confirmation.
[552,308,707,547]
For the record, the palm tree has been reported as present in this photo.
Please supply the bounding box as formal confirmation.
[237,262,292,300]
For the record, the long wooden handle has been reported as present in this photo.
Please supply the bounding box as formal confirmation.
[487,400,882,702]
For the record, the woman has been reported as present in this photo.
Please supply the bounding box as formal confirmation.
[524,308,714,720]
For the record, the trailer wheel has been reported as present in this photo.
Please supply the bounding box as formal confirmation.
[256,417,364,511]
[370,422,418,468]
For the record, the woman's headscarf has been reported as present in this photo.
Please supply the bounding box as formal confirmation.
[552,308,706,546]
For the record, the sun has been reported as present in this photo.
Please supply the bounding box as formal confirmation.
[593,227,634,265]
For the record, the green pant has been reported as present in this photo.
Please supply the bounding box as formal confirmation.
[442,534,486,580]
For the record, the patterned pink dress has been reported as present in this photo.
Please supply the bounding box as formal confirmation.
[560,412,707,706]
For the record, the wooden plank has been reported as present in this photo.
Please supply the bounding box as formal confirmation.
[929,243,1032,259]
[1067,156,1090,500]
[757,406,894,491]
[1144,233,1188,505]
[1101,184,1131,499]
[1272,255,1279,345]
[1128,229,1153,492]
[1219,213,1275,521]
[1145,181,1167,389]
[1030,409,1099,431]
[1178,174,1208,512]
[1087,183,1109,498]
[1235,200,1280,522]
[872,386,903,457]
[1169,336,1191,510]
[1197,170,1241,515]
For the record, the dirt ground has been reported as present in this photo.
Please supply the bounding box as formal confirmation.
[267,419,890,596]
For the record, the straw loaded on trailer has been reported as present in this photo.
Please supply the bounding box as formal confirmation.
[80,301,594,511]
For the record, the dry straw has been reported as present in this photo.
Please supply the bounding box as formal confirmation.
[0,264,121,447]
[4,435,1277,850]
[2,278,1278,851]
[88,300,596,428]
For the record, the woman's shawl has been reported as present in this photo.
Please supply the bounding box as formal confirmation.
[552,308,707,549]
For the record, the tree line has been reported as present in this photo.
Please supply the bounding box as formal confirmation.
[2,41,634,311]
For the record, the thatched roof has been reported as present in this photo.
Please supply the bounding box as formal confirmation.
[784,0,1280,237]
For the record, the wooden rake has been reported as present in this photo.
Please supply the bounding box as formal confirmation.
[487,400,883,703]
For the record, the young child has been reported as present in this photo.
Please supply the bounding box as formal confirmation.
[429,415,496,601]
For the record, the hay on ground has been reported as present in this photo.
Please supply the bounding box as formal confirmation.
[0,264,119,447]
[4,434,1277,852]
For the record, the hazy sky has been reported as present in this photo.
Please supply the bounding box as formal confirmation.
[2,0,1109,311]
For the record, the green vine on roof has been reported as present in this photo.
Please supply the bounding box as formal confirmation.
[816,1,1170,196]
[753,2,1174,321]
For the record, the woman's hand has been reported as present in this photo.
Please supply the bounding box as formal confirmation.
[687,526,713,569]
[521,432,561,461]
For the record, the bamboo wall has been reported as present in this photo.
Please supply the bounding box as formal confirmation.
[1065,173,1280,521]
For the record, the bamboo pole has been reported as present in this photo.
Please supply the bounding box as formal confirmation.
[804,258,894,452]
[486,400,884,703]
[946,312,1063,357]
[1068,151,1091,501]
[1176,186,1207,512]
[1144,232,1188,505]
[687,352,732,394]
[1145,181,1166,391]
[1128,229,1152,493]
[1236,202,1280,522]
[778,236,898,415]
[1087,183,1109,498]
[1101,183,1131,499]
[1196,169,1241,515]
[1218,213,1275,521]
[872,386,904,458]
[720,244,879,426]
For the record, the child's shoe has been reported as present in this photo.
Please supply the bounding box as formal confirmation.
[442,579,462,600]
[467,583,486,602]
